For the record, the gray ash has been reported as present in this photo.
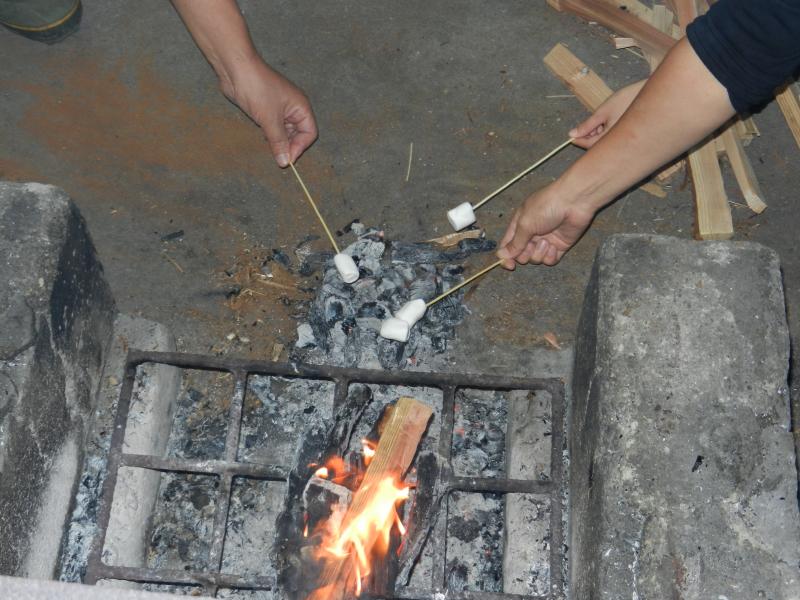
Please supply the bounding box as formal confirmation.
[452,389,508,478]
[292,229,495,369]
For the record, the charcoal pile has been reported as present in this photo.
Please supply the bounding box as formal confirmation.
[292,226,495,370]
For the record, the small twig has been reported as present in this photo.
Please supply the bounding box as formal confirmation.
[624,47,647,61]
[254,278,300,292]
[545,94,576,99]
[163,254,184,273]
[405,142,414,182]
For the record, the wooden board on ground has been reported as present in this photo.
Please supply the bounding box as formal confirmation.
[543,43,666,198]
[689,138,733,240]
[310,397,433,600]
[547,0,675,59]
[775,84,800,150]
[718,126,767,214]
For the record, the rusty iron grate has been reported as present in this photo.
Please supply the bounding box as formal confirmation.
[84,351,566,599]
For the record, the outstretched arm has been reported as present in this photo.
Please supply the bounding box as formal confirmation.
[171,0,317,167]
[497,37,734,267]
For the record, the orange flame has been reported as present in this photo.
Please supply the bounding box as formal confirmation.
[315,466,329,479]
[309,476,409,600]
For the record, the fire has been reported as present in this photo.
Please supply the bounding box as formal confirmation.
[306,441,409,600]
[311,476,409,600]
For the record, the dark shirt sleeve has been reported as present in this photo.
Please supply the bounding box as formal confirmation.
[686,0,800,113]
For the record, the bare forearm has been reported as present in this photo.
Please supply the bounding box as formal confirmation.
[171,0,258,87]
[561,37,735,212]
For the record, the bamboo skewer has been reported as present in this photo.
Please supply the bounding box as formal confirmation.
[289,162,341,254]
[472,139,573,210]
[426,259,504,307]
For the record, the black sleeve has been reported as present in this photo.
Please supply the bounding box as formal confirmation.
[686,0,800,113]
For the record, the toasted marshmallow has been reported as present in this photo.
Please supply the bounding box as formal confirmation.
[334,253,359,284]
[447,202,476,231]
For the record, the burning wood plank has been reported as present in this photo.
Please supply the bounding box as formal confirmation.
[307,397,433,600]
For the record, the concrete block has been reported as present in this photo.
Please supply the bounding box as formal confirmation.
[570,234,800,599]
[0,182,115,577]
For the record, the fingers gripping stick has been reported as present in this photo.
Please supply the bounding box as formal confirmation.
[379,260,504,342]
[289,162,359,284]
[447,138,574,231]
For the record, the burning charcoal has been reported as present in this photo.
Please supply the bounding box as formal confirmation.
[303,476,352,535]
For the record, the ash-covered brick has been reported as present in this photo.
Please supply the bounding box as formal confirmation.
[0,182,115,577]
[571,234,800,599]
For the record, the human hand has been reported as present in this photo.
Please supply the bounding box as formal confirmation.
[496,181,595,268]
[224,58,318,167]
[569,80,645,149]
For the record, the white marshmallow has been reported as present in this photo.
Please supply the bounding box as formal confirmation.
[380,317,410,342]
[334,253,360,284]
[395,299,427,326]
[447,202,476,231]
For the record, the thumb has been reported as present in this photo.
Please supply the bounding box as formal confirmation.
[568,110,607,140]
[498,215,534,263]
[261,115,291,168]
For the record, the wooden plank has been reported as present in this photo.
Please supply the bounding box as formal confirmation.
[735,116,760,145]
[547,0,676,60]
[775,84,800,150]
[309,397,433,600]
[718,125,767,214]
[543,43,614,112]
[543,43,666,198]
[611,0,682,38]
[689,138,733,240]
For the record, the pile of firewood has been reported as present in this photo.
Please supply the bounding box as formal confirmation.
[546,0,800,239]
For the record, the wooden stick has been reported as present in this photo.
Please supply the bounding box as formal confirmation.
[775,84,800,150]
[689,137,733,240]
[718,126,767,214]
[310,398,433,600]
[405,142,414,182]
[426,259,503,307]
[472,139,573,211]
[289,162,341,254]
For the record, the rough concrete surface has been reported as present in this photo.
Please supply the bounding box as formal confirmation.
[0,182,115,577]
[571,234,799,599]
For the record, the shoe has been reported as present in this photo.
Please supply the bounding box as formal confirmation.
[0,0,82,44]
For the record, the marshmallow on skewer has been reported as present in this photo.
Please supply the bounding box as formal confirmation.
[380,317,411,342]
[395,299,427,326]
[334,253,360,284]
[447,202,477,231]
[379,299,427,342]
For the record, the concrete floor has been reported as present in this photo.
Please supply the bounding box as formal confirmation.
[0,1,797,426]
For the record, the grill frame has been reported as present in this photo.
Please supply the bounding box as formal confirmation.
[84,350,566,599]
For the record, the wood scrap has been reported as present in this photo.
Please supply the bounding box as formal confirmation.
[734,117,760,145]
[425,229,482,247]
[718,126,767,214]
[546,0,676,59]
[309,397,433,600]
[689,138,733,240]
[613,37,637,49]
[775,83,800,150]
[607,0,682,38]
[543,43,666,198]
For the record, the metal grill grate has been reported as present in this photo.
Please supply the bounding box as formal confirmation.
[84,351,566,599]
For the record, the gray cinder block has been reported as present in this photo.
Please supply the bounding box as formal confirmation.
[0,182,115,577]
[570,234,800,599]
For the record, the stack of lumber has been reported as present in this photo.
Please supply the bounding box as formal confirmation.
[545,0,784,240]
